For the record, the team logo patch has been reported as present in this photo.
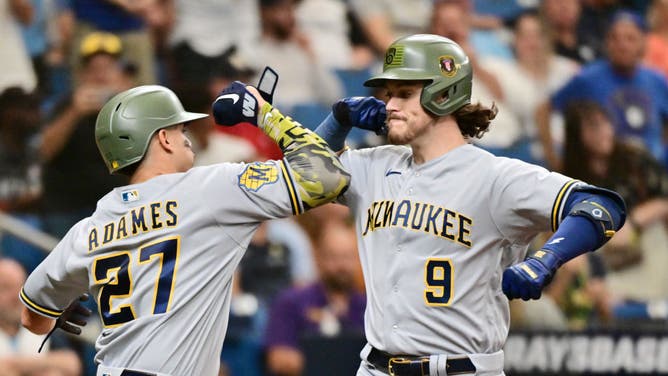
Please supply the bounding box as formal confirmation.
[384,45,404,68]
[439,55,458,77]
[121,189,139,202]
[238,162,279,192]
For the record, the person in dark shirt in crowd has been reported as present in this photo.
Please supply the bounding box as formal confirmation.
[0,87,45,272]
[264,222,365,376]
[39,32,132,238]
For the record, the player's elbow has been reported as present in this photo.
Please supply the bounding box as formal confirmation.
[321,165,350,201]
[21,307,55,335]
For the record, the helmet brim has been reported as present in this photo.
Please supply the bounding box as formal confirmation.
[364,70,436,87]
[177,111,209,125]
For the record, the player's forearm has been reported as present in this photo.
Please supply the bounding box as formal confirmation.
[314,113,351,152]
[21,307,56,335]
[257,103,350,209]
[538,190,626,266]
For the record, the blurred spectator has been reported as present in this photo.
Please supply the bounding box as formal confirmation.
[39,32,131,238]
[0,258,81,376]
[59,0,161,86]
[264,222,365,376]
[540,0,598,64]
[167,0,261,86]
[430,0,523,156]
[249,0,343,111]
[579,0,626,60]
[536,10,668,170]
[19,0,60,98]
[561,101,668,310]
[643,0,668,78]
[0,87,45,273]
[1,0,37,93]
[224,220,316,376]
[485,11,580,164]
[174,84,257,165]
[295,0,373,70]
[348,0,432,56]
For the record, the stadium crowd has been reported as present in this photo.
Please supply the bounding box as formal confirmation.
[1,0,667,375]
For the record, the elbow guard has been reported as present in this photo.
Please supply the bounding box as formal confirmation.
[567,185,627,242]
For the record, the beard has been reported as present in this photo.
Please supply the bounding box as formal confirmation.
[387,119,429,145]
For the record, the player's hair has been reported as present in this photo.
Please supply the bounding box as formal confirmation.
[452,101,498,139]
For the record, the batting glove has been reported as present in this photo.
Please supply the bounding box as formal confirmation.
[502,250,563,301]
[212,81,259,127]
[39,293,92,352]
[332,96,387,135]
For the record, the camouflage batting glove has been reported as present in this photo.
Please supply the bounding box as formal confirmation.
[332,96,387,135]
[501,249,563,301]
[212,81,260,127]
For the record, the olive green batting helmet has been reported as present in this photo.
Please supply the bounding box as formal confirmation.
[95,85,208,174]
[364,34,472,117]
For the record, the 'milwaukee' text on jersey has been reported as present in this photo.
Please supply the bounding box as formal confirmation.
[362,199,473,247]
[88,200,178,252]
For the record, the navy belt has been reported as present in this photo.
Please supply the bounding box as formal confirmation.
[367,347,476,376]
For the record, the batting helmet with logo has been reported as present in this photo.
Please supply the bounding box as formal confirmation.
[364,34,472,117]
[95,85,208,174]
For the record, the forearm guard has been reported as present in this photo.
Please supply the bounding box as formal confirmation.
[258,103,350,210]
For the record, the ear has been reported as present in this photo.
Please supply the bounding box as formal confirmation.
[156,128,175,153]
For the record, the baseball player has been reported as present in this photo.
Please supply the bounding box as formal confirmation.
[19,82,349,376]
[314,34,626,375]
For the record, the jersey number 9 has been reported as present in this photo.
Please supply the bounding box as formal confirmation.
[93,236,180,327]
[424,258,453,306]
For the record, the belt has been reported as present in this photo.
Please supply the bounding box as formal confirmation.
[367,347,476,376]
[119,371,156,376]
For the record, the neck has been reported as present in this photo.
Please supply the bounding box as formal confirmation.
[129,162,180,185]
[410,117,466,164]
[519,53,549,77]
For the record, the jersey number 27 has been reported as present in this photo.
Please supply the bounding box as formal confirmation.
[93,236,180,327]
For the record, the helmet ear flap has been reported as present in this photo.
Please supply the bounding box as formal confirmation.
[421,73,472,117]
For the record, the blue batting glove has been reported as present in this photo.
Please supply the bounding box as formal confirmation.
[502,250,562,301]
[212,81,259,127]
[332,96,387,135]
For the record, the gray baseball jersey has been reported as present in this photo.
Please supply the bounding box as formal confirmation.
[339,143,577,356]
[20,160,302,375]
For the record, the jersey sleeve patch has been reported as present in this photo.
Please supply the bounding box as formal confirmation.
[19,288,63,318]
[237,162,279,192]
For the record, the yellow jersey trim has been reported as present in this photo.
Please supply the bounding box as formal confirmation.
[280,160,301,215]
[551,179,579,232]
[20,288,62,318]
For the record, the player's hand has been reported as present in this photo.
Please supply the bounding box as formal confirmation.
[212,81,267,127]
[502,250,562,300]
[56,293,92,335]
[39,293,92,352]
[332,96,387,135]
